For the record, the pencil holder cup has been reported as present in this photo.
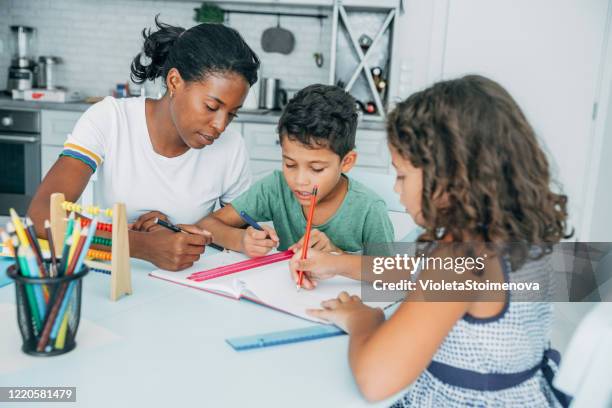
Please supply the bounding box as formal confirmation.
[8,261,89,356]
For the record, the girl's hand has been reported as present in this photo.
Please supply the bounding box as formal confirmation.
[306,291,384,333]
[289,248,341,290]
[289,229,341,253]
[240,225,279,258]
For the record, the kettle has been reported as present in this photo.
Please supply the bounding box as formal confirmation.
[259,78,287,110]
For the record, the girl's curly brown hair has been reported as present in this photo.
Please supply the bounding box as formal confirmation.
[387,75,572,269]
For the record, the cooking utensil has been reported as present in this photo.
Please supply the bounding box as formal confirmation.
[261,14,295,55]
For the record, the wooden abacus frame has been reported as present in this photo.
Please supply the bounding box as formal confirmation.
[49,193,132,301]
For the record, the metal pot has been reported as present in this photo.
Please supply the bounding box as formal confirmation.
[36,56,62,90]
[258,78,287,110]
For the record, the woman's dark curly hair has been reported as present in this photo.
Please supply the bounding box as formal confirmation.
[387,75,572,269]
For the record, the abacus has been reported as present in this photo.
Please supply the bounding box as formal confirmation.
[49,193,132,301]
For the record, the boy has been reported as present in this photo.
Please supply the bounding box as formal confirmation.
[199,84,394,286]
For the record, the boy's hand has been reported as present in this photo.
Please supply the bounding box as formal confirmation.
[289,229,341,253]
[130,211,169,232]
[241,225,279,258]
[290,248,341,290]
[306,292,384,333]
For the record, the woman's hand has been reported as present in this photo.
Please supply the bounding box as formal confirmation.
[240,225,279,258]
[137,225,212,271]
[289,249,341,290]
[289,229,341,253]
[130,211,170,232]
[306,291,384,334]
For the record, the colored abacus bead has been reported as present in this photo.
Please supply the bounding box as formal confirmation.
[92,236,113,247]
[87,249,112,261]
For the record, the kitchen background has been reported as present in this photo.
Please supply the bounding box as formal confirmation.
[0,0,611,245]
[0,0,417,104]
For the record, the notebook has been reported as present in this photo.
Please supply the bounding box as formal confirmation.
[149,250,393,323]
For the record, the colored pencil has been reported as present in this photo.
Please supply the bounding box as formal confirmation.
[9,208,30,248]
[67,223,81,269]
[58,213,75,276]
[50,225,93,345]
[44,220,59,278]
[297,186,318,290]
[23,247,47,319]
[16,246,42,334]
[25,217,44,267]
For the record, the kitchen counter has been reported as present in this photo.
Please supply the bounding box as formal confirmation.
[0,95,385,130]
[0,94,91,113]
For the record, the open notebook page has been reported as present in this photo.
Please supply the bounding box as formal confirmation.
[151,251,394,323]
[150,251,250,297]
[237,260,391,323]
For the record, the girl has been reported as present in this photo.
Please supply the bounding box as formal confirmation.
[28,17,260,271]
[293,75,571,406]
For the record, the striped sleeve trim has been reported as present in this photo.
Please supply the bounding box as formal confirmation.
[60,142,102,172]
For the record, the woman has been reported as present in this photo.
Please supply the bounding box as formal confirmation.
[28,17,260,271]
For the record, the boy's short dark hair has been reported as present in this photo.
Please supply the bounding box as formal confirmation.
[277,84,358,158]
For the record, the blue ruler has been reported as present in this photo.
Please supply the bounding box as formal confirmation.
[226,325,345,351]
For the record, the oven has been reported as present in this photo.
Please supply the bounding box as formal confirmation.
[0,108,41,215]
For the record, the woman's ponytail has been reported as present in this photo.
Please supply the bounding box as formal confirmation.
[131,16,260,87]
[131,15,185,84]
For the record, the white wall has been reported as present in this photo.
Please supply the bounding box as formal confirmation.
[589,77,612,241]
[387,0,438,103]
[0,0,331,96]
[435,0,610,239]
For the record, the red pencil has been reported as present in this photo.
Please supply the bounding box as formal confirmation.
[297,185,318,290]
[65,226,89,276]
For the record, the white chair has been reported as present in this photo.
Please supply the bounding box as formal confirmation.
[349,169,419,241]
[554,303,612,407]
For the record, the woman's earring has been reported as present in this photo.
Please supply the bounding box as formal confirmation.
[170,91,174,98]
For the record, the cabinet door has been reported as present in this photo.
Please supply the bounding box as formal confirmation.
[354,129,390,171]
[41,110,83,145]
[251,160,283,181]
[211,0,331,4]
[226,121,242,138]
[243,123,281,161]
[41,145,63,179]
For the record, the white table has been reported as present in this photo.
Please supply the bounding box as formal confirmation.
[0,211,416,408]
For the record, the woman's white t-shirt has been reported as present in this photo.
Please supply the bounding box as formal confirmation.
[61,96,251,224]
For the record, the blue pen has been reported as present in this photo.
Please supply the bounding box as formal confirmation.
[239,211,264,231]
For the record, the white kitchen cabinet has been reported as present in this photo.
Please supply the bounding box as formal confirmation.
[40,110,83,179]
[243,123,281,160]
[40,109,95,205]
[41,110,82,146]
[242,123,282,180]
[251,160,283,181]
[242,122,390,180]
[353,128,389,171]
[41,144,63,179]
[211,0,332,5]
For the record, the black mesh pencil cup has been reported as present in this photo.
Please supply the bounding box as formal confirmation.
[8,261,89,356]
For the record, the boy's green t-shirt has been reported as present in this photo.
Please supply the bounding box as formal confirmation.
[230,171,395,252]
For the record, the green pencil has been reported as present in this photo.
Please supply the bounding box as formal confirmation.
[17,247,42,334]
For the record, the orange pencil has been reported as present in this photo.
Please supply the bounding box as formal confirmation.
[297,185,318,291]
